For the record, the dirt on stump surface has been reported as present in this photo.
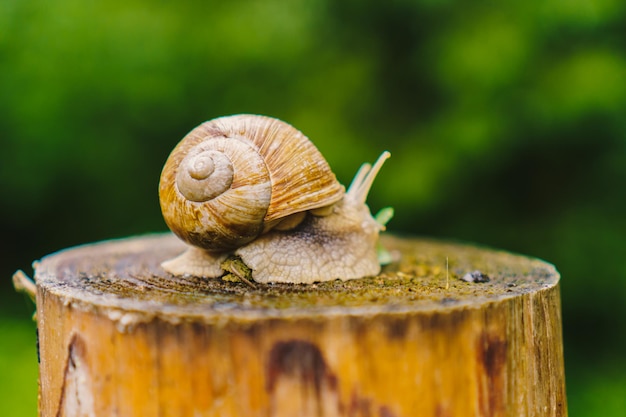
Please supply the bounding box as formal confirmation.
[34,233,559,323]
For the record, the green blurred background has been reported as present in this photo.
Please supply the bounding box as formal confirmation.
[2,0,625,415]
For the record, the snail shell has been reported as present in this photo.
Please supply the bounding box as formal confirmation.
[159,114,345,252]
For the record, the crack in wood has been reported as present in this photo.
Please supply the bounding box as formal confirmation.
[56,334,95,417]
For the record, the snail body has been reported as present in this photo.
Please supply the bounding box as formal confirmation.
[159,114,390,284]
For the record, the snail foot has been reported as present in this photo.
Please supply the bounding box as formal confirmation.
[161,247,228,278]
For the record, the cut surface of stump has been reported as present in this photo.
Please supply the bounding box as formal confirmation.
[33,233,567,417]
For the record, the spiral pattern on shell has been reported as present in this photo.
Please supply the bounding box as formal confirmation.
[159,114,345,252]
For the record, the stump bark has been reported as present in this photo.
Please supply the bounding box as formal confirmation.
[30,234,566,417]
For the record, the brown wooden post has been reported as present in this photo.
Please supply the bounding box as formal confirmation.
[25,233,566,416]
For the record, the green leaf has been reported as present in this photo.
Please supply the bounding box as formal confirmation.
[375,207,394,227]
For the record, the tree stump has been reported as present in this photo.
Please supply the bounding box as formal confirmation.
[30,234,566,417]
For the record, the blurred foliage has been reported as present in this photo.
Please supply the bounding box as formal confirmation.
[1,0,625,415]
[0,320,38,417]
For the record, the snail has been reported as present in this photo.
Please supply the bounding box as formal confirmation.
[159,114,391,284]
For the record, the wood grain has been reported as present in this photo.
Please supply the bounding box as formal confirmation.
[33,234,567,417]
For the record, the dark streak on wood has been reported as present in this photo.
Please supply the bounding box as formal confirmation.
[36,327,40,364]
[378,405,397,417]
[266,340,399,417]
[435,404,452,417]
[266,339,337,395]
[384,318,409,340]
[477,331,507,415]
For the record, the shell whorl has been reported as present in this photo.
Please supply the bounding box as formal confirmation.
[175,146,234,202]
[159,114,345,252]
